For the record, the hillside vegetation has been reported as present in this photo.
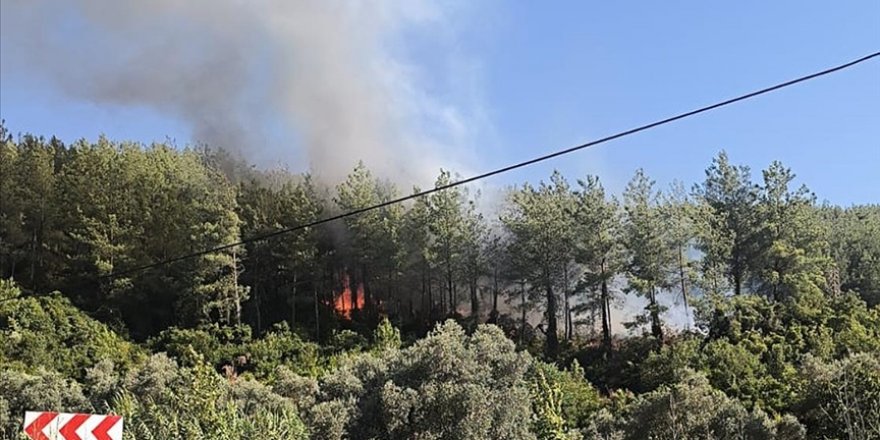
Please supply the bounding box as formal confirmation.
[1,126,879,439]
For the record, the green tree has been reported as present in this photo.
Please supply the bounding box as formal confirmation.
[694,151,760,296]
[400,188,434,319]
[426,170,472,315]
[238,172,322,332]
[35,139,246,335]
[460,200,487,321]
[335,162,403,320]
[621,169,670,341]
[0,133,64,292]
[753,161,829,301]
[502,171,576,356]
[484,231,511,322]
[372,317,402,351]
[530,360,601,434]
[661,181,697,329]
[823,204,880,306]
[573,175,623,352]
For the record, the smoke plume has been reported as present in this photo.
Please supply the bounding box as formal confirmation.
[0,0,486,184]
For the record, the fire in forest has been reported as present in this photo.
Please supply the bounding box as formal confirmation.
[333,273,365,319]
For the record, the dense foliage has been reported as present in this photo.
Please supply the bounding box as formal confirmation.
[1,126,879,439]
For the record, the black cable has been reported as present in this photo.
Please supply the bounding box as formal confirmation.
[101,51,880,280]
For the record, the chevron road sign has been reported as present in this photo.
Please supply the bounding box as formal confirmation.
[23,412,123,440]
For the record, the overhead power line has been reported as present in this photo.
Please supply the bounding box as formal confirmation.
[101,50,880,280]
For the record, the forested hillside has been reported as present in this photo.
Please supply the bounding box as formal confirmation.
[1,125,879,439]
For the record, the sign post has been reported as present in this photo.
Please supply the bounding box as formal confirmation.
[23,412,123,440]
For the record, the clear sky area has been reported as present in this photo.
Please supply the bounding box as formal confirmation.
[1,1,878,204]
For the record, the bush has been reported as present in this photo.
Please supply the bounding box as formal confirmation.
[638,336,701,391]
[112,356,308,440]
[307,320,537,440]
[0,368,89,438]
[0,280,142,380]
[616,371,805,440]
[530,366,583,440]
[529,360,601,432]
[148,322,325,379]
[796,352,880,439]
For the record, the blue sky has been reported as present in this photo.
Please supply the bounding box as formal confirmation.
[2,1,878,204]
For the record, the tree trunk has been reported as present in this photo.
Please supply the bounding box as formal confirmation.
[39,207,45,279]
[254,282,262,333]
[0,180,4,278]
[520,281,527,345]
[649,285,663,341]
[438,276,445,315]
[733,270,742,296]
[563,264,572,340]
[232,249,241,325]
[408,288,414,321]
[678,246,690,330]
[600,259,612,354]
[387,269,394,316]
[421,266,427,318]
[446,252,454,314]
[313,286,320,339]
[290,270,297,328]
[470,279,479,321]
[545,279,559,357]
[711,263,720,295]
[360,264,370,314]
[428,272,435,318]
[772,259,782,301]
[492,267,499,315]
[447,277,456,314]
[30,229,36,287]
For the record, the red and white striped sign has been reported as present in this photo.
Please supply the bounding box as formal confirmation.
[23,412,123,440]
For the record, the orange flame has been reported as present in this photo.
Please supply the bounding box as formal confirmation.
[334,273,365,319]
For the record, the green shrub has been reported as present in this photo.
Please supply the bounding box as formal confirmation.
[529,360,601,432]
[618,372,804,440]
[148,322,325,379]
[0,368,89,438]
[307,320,537,440]
[0,280,142,380]
[112,356,308,440]
[796,352,880,439]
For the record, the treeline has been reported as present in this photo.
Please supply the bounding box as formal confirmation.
[1,125,877,345]
[2,126,880,439]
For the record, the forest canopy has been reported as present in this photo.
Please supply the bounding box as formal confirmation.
[1,125,879,439]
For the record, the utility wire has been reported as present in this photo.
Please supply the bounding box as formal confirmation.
[101,51,880,280]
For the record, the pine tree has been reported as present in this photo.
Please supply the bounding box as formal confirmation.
[621,169,670,341]
[753,161,828,300]
[573,175,622,353]
[502,171,575,356]
[694,151,760,296]
[427,170,469,314]
[335,162,383,317]
[661,181,696,329]
[401,189,434,319]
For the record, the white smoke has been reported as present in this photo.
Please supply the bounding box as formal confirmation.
[0,0,488,184]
